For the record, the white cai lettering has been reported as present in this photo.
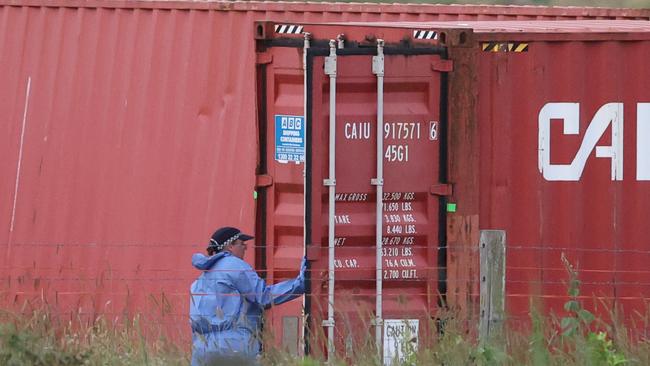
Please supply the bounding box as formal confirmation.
[538,102,624,181]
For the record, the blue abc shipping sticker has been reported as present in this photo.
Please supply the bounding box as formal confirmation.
[275,115,305,163]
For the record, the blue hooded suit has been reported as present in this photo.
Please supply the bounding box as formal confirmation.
[190,251,305,365]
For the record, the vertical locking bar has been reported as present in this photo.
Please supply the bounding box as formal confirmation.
[371,39,385,355]
[323,39,338,361]
[301,31,311,357]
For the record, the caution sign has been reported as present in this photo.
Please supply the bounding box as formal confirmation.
[482,42,529,52]
[275,115,305,162]
[383,319,419,366]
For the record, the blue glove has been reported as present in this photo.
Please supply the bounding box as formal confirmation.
[298,256,307,281]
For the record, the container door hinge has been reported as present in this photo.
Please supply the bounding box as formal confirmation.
[432,59,453,72]
[430,183,453,196]
[256,53,273,65]
[255,174,274,188]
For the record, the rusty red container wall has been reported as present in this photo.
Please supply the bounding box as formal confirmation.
[475,35,650,323]
[1,1,648,346]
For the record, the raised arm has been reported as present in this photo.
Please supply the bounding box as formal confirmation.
[235,257,307,308]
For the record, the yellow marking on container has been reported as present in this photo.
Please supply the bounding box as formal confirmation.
[482,42,528,52]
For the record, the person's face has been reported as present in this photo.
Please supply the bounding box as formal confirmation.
[228,239,247,259]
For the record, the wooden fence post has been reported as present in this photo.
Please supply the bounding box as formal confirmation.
[479,230,506,343]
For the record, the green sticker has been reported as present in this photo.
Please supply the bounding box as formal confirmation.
[253,191,258,200]
[447,203,457,213]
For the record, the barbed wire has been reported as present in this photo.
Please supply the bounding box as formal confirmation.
[2,286,650,297]
[2,242,650,254]
[3,241,650,311]
[3,274,650,286]
[2,265,648,274]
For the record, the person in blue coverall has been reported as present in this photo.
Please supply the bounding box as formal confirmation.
[190,226,306,365]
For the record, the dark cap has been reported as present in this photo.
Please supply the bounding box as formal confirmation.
[208,227,254,252]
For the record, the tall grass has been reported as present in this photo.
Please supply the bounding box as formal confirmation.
[263,254,647,366]
[3,255,650,365]
[0,307,187,366]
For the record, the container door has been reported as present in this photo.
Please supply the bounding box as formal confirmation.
[255,45,307,356]
[307,48,447,360]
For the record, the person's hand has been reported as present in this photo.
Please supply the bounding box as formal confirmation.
[299,256,307,280]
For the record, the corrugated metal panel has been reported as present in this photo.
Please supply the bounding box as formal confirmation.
[475,34,650,323]
[0,6,263,337]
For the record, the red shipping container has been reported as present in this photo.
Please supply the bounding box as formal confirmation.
[256,19,650,358]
